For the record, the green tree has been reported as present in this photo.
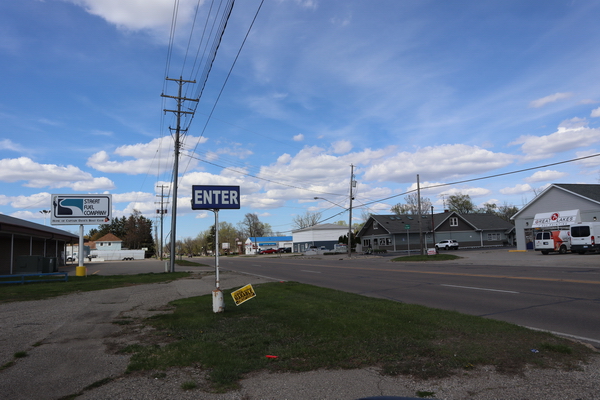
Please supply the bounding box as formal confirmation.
[447,193,476,214]
[480,202,497,214]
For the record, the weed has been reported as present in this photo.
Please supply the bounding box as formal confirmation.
[181,380,197,390]
[13,351,27,358]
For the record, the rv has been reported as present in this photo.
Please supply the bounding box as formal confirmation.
[534,230,570,255]
[570,222,600,254]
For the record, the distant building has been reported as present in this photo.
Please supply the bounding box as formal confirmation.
[357,212,514,252]
[511,183,600,250]
[245,236,293,254]
[292,223,348,253]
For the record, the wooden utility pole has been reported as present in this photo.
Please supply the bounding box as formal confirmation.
[161,77,198,272]
[155,184,169,260]
[348,164,355,258]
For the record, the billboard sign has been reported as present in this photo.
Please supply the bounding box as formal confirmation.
[191,185,241,210]
[51,194,112,225]
[532,209,581,228]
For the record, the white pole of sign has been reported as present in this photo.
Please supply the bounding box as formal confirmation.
[78,224,86,276]
[212,209,224,313]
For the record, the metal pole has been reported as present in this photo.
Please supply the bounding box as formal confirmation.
[215,209,220,289]
[212,209,224,313]
[417,174,424,255]
[431,206,436,253]
[348,164,354,258]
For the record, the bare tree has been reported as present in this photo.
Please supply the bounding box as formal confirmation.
[292,211,322,229]
[391,193,432,215]
[239,213,270,238]
[497,202,519,223]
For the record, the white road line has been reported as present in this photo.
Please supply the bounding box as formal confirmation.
[441,284,519,294]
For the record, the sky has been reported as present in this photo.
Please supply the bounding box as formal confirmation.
[2,0,600,243]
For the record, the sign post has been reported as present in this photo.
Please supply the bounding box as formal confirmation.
[51,194,112,276]
[405,224,411,255]
[191,185,240,313]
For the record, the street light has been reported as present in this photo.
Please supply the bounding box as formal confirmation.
[314,197,353,258]
[39,210,50,226]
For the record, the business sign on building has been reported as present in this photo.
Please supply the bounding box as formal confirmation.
[51,194,112,225]
[532,209,581,228]
[191,185,241,210]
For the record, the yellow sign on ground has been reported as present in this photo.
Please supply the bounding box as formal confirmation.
[231,284,256,306]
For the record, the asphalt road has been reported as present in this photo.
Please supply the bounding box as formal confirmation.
[214,249,600,348]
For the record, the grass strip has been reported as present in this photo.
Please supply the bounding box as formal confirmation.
[124,281,592,392]
[0,272,190,303]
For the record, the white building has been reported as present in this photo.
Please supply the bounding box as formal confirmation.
[292,223,349,253]
[511,184,600,250]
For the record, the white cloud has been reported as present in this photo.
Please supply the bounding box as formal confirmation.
[293,134,305,142]
[525,170,568,183]
[500,184,532,195]
[591,107,600,118]
[64,0,196,31]
[330,140,353,154]
[439,186,491,198]
[363,144,515,183]
[87,136,206,175]
[72,177,116,191]
[8,193,52,209]
[529,92,573,108]
[0,139,25,152]
[0,157,114,189]
[510,118,600,160]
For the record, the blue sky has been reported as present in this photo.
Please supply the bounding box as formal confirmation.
[2,0,600,242]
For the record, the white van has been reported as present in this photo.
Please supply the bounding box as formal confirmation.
[570,222,600,254]
[534,230,570,254]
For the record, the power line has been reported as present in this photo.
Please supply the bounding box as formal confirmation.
[356,152,600,210]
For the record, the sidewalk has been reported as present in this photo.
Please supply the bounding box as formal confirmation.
[1,269,599,399]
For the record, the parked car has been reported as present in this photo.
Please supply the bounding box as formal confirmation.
[259,248,278,254]
[435,239,459,250]
[278,247,292,253]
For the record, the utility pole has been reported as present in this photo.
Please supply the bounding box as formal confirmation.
[155,184,169,261]
[417,174,424,255]
[161,77,198,273]
[348,164,355,258]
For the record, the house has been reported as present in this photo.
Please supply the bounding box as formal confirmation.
[511,183,600,250]
[0,214,78,274]
[77,233,146,261]
[245,236,293,254]
[292,223,349,252]
[356,212,515,252]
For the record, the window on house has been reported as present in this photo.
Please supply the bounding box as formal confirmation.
[487,233,501,241]
[386,238,392,245]
[450,217,458,227]
[363,239,371,247]
[373,221,378,230]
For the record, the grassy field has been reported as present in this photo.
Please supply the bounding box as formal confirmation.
[122,281,593,392]
[0,272,190,303]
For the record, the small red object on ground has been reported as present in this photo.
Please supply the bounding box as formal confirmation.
[265,355,278,359]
